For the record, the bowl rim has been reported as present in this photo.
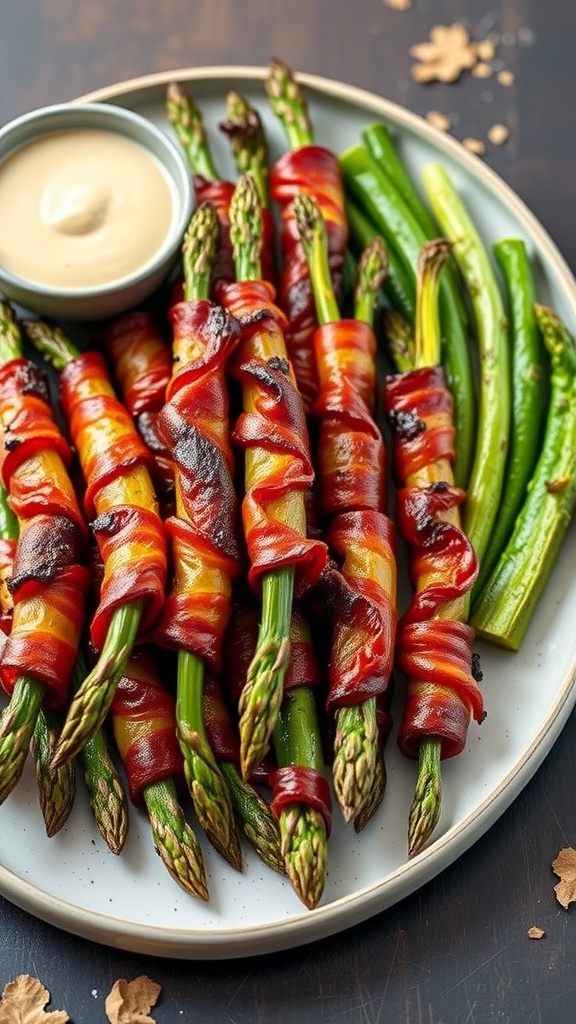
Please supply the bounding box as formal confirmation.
[0,100,194,300]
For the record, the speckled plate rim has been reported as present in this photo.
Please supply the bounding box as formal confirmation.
[0,65,574,960]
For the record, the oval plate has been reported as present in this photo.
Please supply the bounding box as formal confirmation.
[0,66,575,960]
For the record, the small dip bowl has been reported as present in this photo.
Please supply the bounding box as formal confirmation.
[0,101,194,321]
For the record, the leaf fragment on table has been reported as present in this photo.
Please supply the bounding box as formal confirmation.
[104,977,162,1024]
[410,23,478,83]
[552,847,576,908]
[0,975,69,1024]
[527,925,546,939]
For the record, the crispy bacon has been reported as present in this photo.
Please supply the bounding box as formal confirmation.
[110,648,184,808]
[0,357,89,705]
[384,365,483,759]
[308,318,397,719]
[59,350,167,650]
[217,278,327,596]
[102,310,174,507]
[269,146,348,410]
[154,299,243,673]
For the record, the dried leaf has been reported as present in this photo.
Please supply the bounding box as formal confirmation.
[410,23,478,83]
[105,977,161,1024]
[0,976,69,1024]
[384,0,411,8]
[497,69,515,87]
[528,925,546,939]
[552,847,576,908]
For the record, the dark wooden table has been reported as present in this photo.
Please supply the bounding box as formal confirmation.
[1,1,576,1020]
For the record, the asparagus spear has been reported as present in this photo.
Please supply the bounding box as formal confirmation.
[21,319,146,772]
[0,306,62,801]
[71,648,129,854]
[0,477,73,829]
[386,239,476,856]
[170,202,243,871]
[226,178,295,778]
[293,196,389,823]
[220,89,270,206]
[227,173,329,907]
[265,57,314,149]
[166,81,219,181]
[32,708,76,837]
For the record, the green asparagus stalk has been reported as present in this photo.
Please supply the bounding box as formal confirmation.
[22,319,145,768]
[220,89,270,206]
[471,304,576,649]
[166,81,219,181]
[174,203,243,871]
[0,306,55,802]
[471,238,546,600]
[265,57,314,150]
[228,173,329,905]
[386,238,470,856]
[226,176,295,779]
[70,648,129,855]
[32,708,76,837]
[293,194,388,823]
[142,777,209,901]
[420,162,511,581]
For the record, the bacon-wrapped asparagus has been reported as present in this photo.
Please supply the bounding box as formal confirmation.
[382,240,484,855]
[216,174,328,776]
[266,58,349,411]
[153,203,243,870]
[102,309,174,508]
[22,323,168,768]
[0,304,90,802]
[217,173,330,907]
[294,195,397,824]
[110,647,208,900]
[224,589,331,909]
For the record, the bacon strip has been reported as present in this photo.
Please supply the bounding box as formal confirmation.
[269,146,348,410]
[59,350,167,649]
[384,365,484,760]
[110,648,184,808]
[0,358,89,705]
[154,299,243,673]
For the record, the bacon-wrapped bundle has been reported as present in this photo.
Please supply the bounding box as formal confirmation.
[0,357,89,706]
[269,146,348,410]
[312,319,387,520]
[110,648,184,808]
[383,364,484,761]
[59,350,167,650]
[217,278,327,596]
[318,510,396,717]
[153,298,243,673]
[102,310,174,506]
[309,317,396,717]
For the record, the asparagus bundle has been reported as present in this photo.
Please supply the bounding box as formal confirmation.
[293,194,397,824]
[102,310,174,509]
[22,323,168,770]
[110,647,208,900]
[382,240,484,855]
[216,173,328,776]
[266,57,349,411]
[152,203,244,870]
[0,304,90,801]
[217,172,331,907]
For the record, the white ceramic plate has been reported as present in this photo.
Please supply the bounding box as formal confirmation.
[0,66,575,960]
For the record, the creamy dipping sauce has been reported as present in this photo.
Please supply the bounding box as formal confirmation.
[0,128,176,289]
